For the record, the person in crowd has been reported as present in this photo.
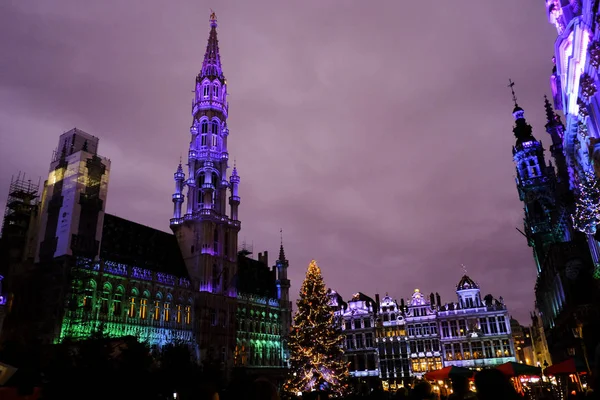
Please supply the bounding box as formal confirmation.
[448,375,475,400]
[411,380,434,400]
[249,378,280,400]
[474,370,521,400]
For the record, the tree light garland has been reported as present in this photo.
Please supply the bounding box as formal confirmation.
[572,171,600,234]
[283,260,350,397]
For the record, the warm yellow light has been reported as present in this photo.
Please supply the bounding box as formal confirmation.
[415,289,420,292]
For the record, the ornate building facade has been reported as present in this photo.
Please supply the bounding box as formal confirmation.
[0,14,291,377]
[437,276,515,369]
[331,274,515,387]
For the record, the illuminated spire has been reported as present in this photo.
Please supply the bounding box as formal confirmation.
[508,80,537,146]
[199,11,224,81]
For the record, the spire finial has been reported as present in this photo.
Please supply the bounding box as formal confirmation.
[461,264,468,275]
[210,9,217,25]
[179,154,182,165]
[278,228,286,261]
[508,79,518,106]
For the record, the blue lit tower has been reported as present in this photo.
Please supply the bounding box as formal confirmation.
[276,240,291,331]
[511,89,558,273]
[170,12,239,366]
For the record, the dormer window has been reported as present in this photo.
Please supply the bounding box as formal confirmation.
[203,85,209,98]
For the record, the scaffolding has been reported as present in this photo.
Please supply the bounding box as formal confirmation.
[1,172,40,240]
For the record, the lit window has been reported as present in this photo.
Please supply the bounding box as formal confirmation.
[177,305,182,323]
[140,298,148,319]
[164,303,170,322]
[185,305,191,324]
[128,298,136,318]
[154,301,160,321]
[113,292,122,316]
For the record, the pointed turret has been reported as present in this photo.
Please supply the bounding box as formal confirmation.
[198,12,224,82]
[275,229,291,341]
[171,161,186,224]
[229,161,240,221]
[544,96,571,190]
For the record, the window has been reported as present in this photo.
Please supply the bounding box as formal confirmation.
[365,333,373,348]
[364,318,371,328]
[140,298,148,319]
[164,303,170,322]
[417,340,424,353]
[493,340,502,357]
[113,290,123,316]
[185,305,192,324]
[345,321,351,330]
[346,335,354,350]
[212,134,218,147]
[410,341,417,354]
[214,85,219,98]
[489,317,498,334]
[450,321,458,337]
[201,134,207,146]
[430,322,438,335]
[441,321,449,337]
[154,300,160,321]
[453,343,462,360]
[356,334,364,348]
[459,320,467,336]
[502,339,512,356]
[201,120,208,133]
[480,318,489,334]
[100,284,110,314]
[432,339,440,352]
[444,344,454,361]
[203,85,209,98]
[177,305,182,323]
[408,325,415,336]
[415,324,422,336]
[211,121,219,134]
[357,354,366,371]
[390,313,396,321]
[128,298,136,318]
[498,316,507,333]
[483,341,493,358]
[472,341,483,359]
[423,324,430,335]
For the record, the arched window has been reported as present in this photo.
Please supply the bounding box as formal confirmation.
[203,85,209,98]
[213,84,219,98]
[211,120,219,134]
[113,286,124,316]
[176,304,182,323]
[100,283,111,314]
[164,295,172,322]
[201,120,208,133]
[201,134,207,147]
[139,291,149,319]
[83,280,96,311]
[211,173,218,188]
[154,292,162,321]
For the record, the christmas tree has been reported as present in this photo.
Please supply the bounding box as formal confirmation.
[283,260,350,397]
[572,171,600,234]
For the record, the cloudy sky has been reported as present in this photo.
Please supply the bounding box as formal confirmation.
[0,1,559,321]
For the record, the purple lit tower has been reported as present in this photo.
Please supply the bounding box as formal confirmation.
[170,13,240,366]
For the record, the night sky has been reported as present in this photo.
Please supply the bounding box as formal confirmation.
[0,1,559,322]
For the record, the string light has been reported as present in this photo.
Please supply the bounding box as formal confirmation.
[283,260,350,397]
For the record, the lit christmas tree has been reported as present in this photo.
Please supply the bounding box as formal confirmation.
[283,260,350,397]
[572,171,600,234]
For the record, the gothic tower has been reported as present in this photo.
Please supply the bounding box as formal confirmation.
[511,98,558,273]
[170,13,239,366]
[544,95,572,196]
[275,241,292,365]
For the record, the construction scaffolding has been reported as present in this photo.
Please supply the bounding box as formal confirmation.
[0,172,40,266]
